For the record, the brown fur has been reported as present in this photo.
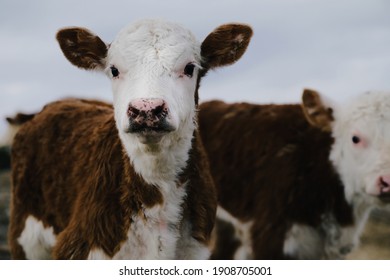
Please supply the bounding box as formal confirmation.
[201,24,253,69]
[199,100,353,259]
[183,132,217,243]
[6,113,35,125]
[301,89,334,132]
[56,28,108,70]
[9,99,216,259]
[209,219,241,260]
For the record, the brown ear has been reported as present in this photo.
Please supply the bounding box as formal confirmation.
[301,89,334,132]
[201,23,253,69]
[6,113,35,125]
[56,27,108,70]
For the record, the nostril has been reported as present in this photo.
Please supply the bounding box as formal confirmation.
[126,98,173,133]
[152,105,163,115]
[378,176,390,195]
[127,98,168,125]
[127,106,140,118]
[380,176,390,187]
[151,103,167,118]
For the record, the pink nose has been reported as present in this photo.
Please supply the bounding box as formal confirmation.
[127,98,168,126]
[378,175,390,194]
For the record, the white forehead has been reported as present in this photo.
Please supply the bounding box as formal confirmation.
[337,91,390,125]
[334,91,390,140]
[107,19,201,71]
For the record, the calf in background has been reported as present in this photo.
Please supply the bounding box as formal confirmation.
[200,89,390,259]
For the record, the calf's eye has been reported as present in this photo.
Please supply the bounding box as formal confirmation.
[184,63,195,78]
[110,66,120,78]
[352,135,360,144]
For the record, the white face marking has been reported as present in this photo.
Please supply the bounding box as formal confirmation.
[104,19,201,184]
[18,215,57,259]
[330,92,390,203]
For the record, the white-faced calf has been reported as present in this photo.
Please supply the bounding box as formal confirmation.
[8,19,252,259]
[200,89,390,259]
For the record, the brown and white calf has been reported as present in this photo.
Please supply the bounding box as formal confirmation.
[8,19,252,259]
[199,89,390,259]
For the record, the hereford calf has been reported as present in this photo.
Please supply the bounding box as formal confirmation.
[8,19,252,259]
[200,89,390,259]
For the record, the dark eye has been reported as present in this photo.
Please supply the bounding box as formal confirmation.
[352,135,360,144]
[110,66,120,78]
[184,63,195,78]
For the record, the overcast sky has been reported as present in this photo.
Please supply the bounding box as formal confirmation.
[1,0,390,135]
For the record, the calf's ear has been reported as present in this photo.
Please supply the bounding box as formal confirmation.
[6,113,35,125]
[56,27,108,70]
[201,23,253,70]
[301,89,334,132]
